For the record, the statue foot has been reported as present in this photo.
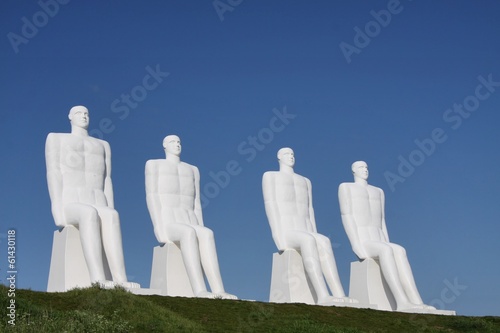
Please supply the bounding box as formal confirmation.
[116,281,141,289]
[95,280,116,289]
[195,291,217,299]
[423,304,437,310]
[397,303,426,311]
[214,292,238,300]
[341,296,359,304]
[317,296,345,306]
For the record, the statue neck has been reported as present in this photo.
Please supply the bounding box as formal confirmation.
[279,164,294,175]
[354,177,368,186]
[71,126,89,137]
[165,153,180,164]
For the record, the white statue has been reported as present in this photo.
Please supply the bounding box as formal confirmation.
[338,161,435,311]
[145,135,237,299]
[263,147,356,306]
[45,105,139,289]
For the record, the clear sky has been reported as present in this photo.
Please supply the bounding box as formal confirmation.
[1,0,499,317]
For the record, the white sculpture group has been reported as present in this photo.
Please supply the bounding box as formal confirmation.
[45,106,454,314]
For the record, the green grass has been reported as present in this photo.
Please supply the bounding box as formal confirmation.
[1,284,499,333]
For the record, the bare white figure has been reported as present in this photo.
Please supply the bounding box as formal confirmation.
[263,147,355,306]
[338,161,435,311]
[145,135,237,300]
[45,105,138,289]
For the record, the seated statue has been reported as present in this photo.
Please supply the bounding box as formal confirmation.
[263,147,356,306]
[145,135,237,299]
[45,105,139,289]
[338,161,435,311]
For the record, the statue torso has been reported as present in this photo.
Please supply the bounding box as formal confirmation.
[54,133,109,206]
[266,171,312,231]
[346,183,386,242]
[151,160,199,225]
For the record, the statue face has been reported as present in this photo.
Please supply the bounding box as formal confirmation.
[164,135,182,156]
[353,161,369,180]
[278,148,295,168]
[69,107,90,129]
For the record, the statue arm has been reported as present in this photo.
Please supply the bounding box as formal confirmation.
[338,183,367,260]
[45,134,65,228]
[103,141,115,209]
[193,166,204,227]
[306,178,317,233]
[263,172,285,251]
[145,161,165,242]
[380,188,390,242]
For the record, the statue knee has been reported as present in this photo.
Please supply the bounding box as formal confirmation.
[393,245,407,258]
[317,234,332,248]
[301,235,317,251]
[181,228,197,244]
[380,246,394,259]
[99,207,120,224]
[200,228,214,241]
[81,208,99,224]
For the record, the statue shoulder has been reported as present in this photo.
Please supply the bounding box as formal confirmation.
[181,161,197,170]
[92,137,111,148]
[180,162,199,176]
[45,132,72,150]
[301,174,311,183]
[145,159,162,169]
[46,132,67,142]
[263,171,278,180]
[368,184,383,192]
[339,182,354,190]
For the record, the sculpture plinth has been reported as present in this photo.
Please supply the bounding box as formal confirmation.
[47,226,111,292]
[150,243,194,297]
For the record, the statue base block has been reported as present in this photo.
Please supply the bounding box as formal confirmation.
[47,226,112,292]
[349,259,456,315]
[150,243,194,297]
[349,259,397,311]
[269,250,317,305]
[128,288,161,296]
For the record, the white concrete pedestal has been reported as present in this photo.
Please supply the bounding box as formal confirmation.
[349,259,456,315]
[349,258,396,311]
[47,226,112,292]
[269,250,317,304]
[150,243,195,297]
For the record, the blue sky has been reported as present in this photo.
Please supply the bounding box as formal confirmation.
[1,0,499,317]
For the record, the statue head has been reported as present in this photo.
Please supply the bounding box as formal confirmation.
[68,105,89,130]
[277,147,295,168]
[351,161,369,181]
[163,135,182,157]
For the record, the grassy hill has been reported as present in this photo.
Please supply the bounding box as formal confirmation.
[1,284,499,333]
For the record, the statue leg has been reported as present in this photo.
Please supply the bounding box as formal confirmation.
[285,231,335,303]
[96,207,128,283]
[64,203,106,283]
[389,243,423,305]
[192,226,236,299]
[311,234,346,298]
[363,242,414,309]
[166,224,208,296]
[191,226,224,293]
